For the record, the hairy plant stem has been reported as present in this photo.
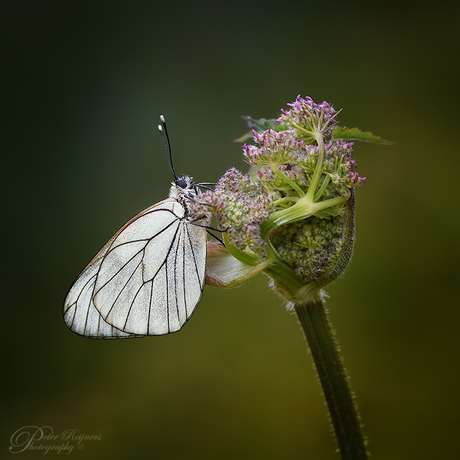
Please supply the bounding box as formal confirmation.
[295,298,368,460]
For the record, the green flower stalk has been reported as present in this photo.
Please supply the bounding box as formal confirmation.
[192,95,386,459]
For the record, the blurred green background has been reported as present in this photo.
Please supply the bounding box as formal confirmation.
[3,1,459,459]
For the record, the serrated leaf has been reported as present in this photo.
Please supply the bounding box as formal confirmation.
[234,116,288,142]
[243,115,279,131]
[234,130,254,143]
[332,126,394,145]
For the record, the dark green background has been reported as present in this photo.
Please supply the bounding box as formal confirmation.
[3,1,459,459]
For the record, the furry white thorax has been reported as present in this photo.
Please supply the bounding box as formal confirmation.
[169,175,198,213]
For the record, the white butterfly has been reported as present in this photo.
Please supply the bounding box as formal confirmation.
[63,118,211,339]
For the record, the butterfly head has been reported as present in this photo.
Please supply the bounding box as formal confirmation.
[170,175,198,203]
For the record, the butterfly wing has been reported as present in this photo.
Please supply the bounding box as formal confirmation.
[63,199,210,338]
[63,239,136,339]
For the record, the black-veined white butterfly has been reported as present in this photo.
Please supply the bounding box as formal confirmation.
[63,116,212,339]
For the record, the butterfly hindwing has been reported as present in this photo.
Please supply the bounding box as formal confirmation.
[63,194,211,339]
[63,241,135,339]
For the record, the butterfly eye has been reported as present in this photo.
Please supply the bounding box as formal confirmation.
[175,179,187,189]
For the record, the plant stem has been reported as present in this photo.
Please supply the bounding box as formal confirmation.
[313,175,330,202]
[273,166,305,197]
[295,298,368,460]
[262,194,347,235]
[305,132,325,201]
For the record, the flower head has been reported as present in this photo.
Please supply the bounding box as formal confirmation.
[192,168,274,258]
[243,129,304,167]
[277,95,340,143]
[195,96,367,300]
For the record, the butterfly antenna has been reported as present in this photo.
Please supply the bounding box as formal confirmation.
[158,114,178,180]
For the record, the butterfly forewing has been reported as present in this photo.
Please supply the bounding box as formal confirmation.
[63,190,211,339]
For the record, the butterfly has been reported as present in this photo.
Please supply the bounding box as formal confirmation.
[63,116,211,339]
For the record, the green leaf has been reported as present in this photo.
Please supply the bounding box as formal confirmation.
[234,130,253,143]
[332,126,394,145]
[243,115,280,131]
[234,116,288,143]
[236,117,394,145]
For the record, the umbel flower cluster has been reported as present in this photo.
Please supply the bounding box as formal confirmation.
[193,95,366,301]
